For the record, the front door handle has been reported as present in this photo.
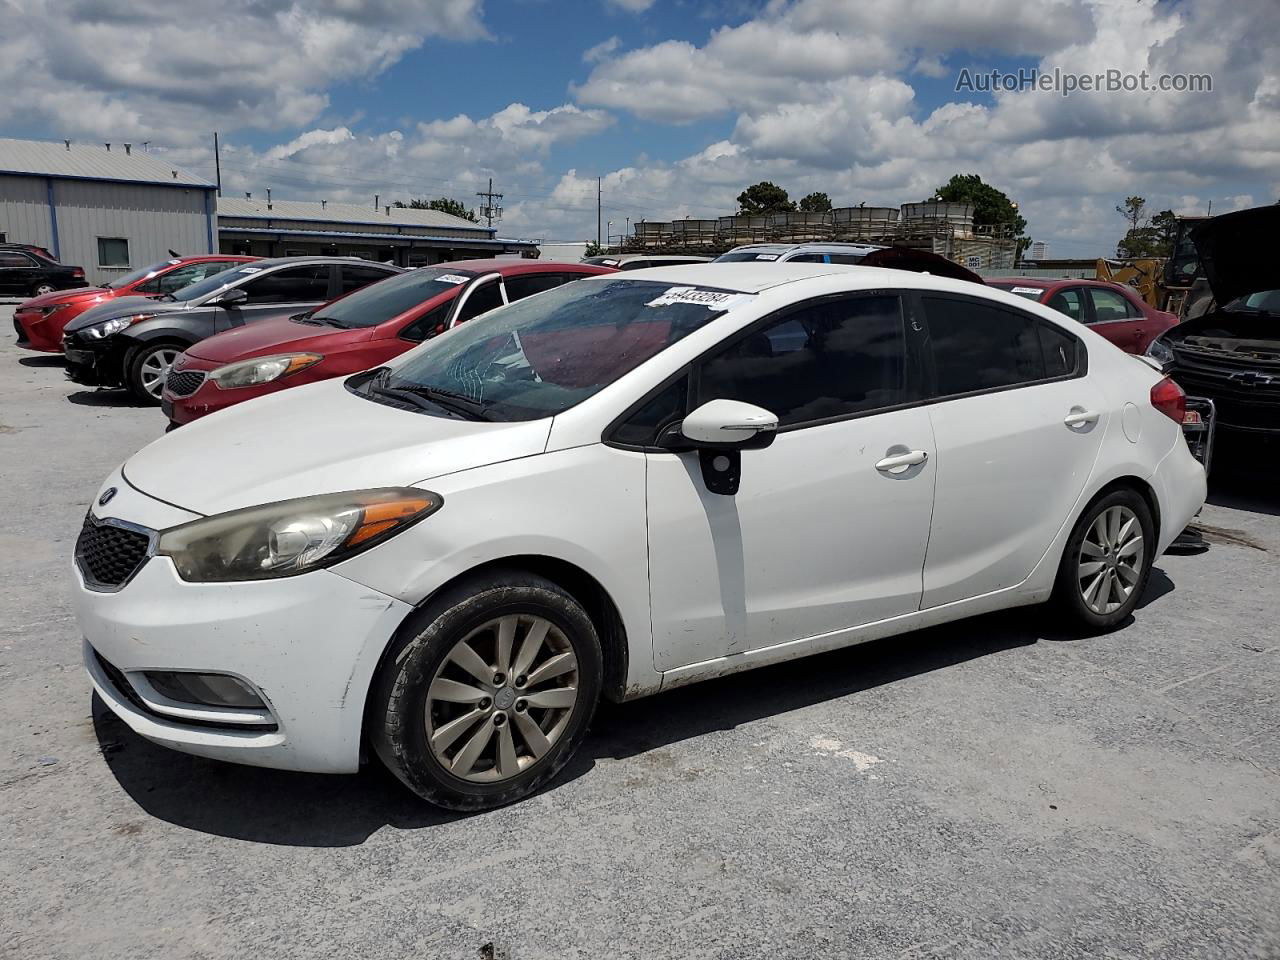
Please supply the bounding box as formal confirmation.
[875,450,929,474]
[1063,409,1100,427]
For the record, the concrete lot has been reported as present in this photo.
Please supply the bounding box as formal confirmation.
[1,302,1277,960]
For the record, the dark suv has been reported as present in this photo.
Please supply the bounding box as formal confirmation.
[0,246,86,298]
[63,257,400,402]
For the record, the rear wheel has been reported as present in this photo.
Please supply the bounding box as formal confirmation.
[32,282,56,297]
[371,570,603,810]
[126,342,184,403]
[1052,488,1155,631]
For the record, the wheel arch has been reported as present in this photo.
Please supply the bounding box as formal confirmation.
[1085,474,1161,543]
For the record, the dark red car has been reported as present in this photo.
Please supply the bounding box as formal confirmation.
[13,255,256,353]
[986,278,1177,354]
[162,259,617,426]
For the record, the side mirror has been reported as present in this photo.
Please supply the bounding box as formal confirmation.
[676,399,779,496]
[211,288,247,307]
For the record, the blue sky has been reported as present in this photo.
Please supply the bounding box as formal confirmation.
[3,0,1275,255]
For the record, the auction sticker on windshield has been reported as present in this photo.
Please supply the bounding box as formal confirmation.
[1012,286,1044,295]
[646,286,752,309]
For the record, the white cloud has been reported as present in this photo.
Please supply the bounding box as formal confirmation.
[583,36,622,63]
[605,0,657,12]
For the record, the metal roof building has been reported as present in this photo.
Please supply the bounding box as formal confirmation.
[0,137,217,284]
[216,197,537,265]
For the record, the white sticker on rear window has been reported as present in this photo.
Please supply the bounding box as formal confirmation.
[646,286,748,309]
[239,267,262,274]
[436,274,470,284]
[167,259,182,265]
[1011,286,1044,295]
[755,254,779,260]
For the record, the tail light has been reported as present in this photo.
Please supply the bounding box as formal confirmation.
[72,267,85,278]
[1150,375,1186,424]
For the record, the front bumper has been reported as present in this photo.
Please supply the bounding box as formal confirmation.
[74,483,414,773]
[63,334,126,387]
[15,306,77,352]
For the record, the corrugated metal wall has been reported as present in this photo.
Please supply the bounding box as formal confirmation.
[0,174,213,283]
[0,175,54,250]
[53,180,212,284]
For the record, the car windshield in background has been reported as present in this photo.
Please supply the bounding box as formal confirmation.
[1227,290,1280,315]
[103,260,176,290]
[373,278,745,422]
[714,251,786,262]
[313,267,477,329]
[990,283,1045,301]
[166,265,264,302]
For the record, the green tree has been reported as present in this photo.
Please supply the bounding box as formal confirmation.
[935,173,1029,256]
[393,197,478,222]
[737,181,796,216]
[583,240,606,258]
[798,191,833,213]
[1115,200,1177,258]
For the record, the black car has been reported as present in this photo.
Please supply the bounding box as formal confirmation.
[1146,205,1280,447]
[0,246,86,298]
[63,257,400,402]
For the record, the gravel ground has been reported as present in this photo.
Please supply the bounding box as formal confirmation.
[2,303,1277,960]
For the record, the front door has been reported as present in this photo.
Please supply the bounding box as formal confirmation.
[917,293,1106,608]
[643,292,936,671]
[215,264,335,333]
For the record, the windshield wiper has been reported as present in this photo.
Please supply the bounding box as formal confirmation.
[314,315,353,329]
[380,376,491,420]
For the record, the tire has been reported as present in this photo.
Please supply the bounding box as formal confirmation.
[125,341,184,403]
[32,282,56,297]
[1052,487,1155,632]
[370,569,603,810]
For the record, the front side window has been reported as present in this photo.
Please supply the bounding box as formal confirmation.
[1088,288,1137,322]
[923,295,1078,396]
[377,278,738,421]
[697,294,908,427]
[241,265,330,303]
[170,265,263,302]
[97,237,129,267]
[399,304,452,343]
[135,262,217,294]
[454,280,504,324]
[613,376,689,446]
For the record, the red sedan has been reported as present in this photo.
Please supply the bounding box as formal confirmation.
[162,259,617,426]
[986,278,1177,354]
[13,254,256,353]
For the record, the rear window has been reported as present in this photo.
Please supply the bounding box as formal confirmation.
[314,267,477,329]
[714,251,783,262]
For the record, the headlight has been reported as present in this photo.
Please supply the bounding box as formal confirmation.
[158,488,441,582]
[39,302,74,314]
[209,353,323,389]
[84,314,152,339]
[1145,336,1175,367]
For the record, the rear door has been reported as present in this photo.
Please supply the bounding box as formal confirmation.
[642,292,936,671]
[918,294,1104,608]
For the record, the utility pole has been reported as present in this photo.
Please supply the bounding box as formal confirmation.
[597,176,602,246]
[476,178,503,231]
[213,132,222,197]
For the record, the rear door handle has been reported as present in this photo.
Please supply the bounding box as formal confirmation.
[1063,409,1100,427]
[875,450,929,473]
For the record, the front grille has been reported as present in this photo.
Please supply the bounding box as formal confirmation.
[165,369,206,397]
[76,517,152,589]
[1170,367,1280,431]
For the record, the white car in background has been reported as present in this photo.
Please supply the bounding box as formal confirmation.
[73,263,1206,810]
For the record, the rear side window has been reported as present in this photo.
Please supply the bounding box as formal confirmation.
[923,296,1080,396]
[0,252,34,267]
[697,294,908,427]
[504,273,566,301]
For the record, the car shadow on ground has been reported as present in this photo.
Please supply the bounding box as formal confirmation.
[96,575,1181,847]
[67,389,152,408]
[17,355,64,368]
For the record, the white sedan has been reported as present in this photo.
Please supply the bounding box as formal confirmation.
[73,263,1206,809]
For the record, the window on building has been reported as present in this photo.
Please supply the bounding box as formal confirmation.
[97,238,130,267]
[696,294,908,427]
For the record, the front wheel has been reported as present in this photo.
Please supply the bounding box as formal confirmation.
[371,570,603,810]
[126,342,184,403]
[1052,488,1155,632]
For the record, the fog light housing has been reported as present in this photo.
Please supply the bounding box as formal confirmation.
[144,671,265,709]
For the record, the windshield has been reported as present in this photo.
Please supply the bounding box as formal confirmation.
[104,259,179,290]
[167,265,264,302]
[1227,290,1280,314]
[313,267,476,329]
[714,250,785,262]
[372,278,746,421]
[988,283,1045,301]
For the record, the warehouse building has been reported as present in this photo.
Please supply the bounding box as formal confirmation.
[216,197,534,265]
[0,137,216,284]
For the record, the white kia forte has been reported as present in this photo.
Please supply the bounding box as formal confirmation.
[73,263,1207,809]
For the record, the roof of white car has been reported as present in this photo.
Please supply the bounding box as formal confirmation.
[610,261,984,295]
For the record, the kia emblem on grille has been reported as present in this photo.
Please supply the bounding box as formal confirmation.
[1229,371,1275,387]
[98,487,117,506]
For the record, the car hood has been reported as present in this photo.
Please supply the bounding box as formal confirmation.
[185,314,370,362]
[858,246,985,285]
[1191,205,1280,304]
[123,377,553,516]
[21,286,109,308]
[1162,311,1280,361]
[64,295,188,332]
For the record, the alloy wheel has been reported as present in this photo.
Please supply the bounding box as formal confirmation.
[425,615,580,783]
[139,347,181,399]
[1078,504,1145,615]
[34,284,55,296]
